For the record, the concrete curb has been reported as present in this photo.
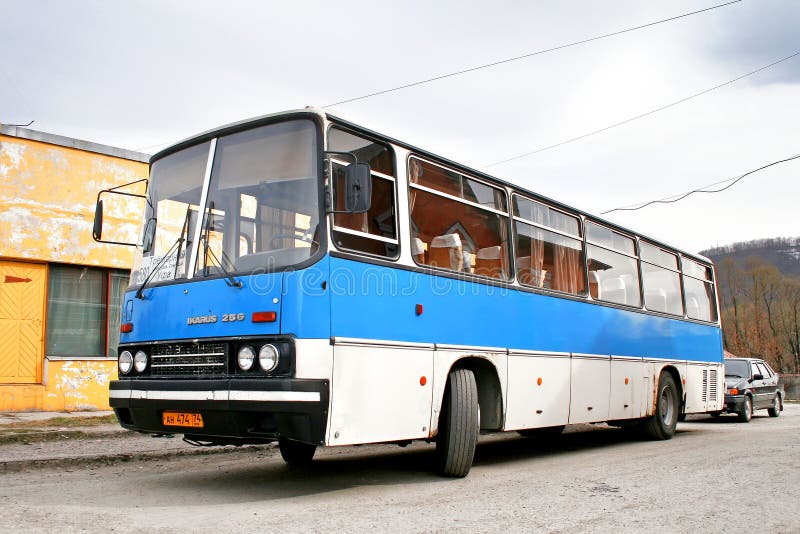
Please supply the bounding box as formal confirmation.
[0,442,275,473]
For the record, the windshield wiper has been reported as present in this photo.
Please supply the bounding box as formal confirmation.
[135,206,192,299]
[199,202,242,288]
[725,374,742,378]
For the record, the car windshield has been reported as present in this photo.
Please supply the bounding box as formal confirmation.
[130,119,320,287]
[724,359,749,378]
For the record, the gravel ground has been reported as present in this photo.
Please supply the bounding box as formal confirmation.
[0,405,797,533]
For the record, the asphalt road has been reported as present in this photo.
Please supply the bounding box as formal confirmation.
[1,405,798,533]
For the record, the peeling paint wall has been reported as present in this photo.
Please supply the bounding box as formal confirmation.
[0,134,147,267]
[0,360,118,412]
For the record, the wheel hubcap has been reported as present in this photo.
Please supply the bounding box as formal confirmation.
[660,385,674,425]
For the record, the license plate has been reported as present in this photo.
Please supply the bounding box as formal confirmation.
[162,411,204,428]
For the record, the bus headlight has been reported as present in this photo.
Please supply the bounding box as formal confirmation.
[237,345,256,371]
[118,351,133,375]
[259,344,280,372]
[134,350,148,373]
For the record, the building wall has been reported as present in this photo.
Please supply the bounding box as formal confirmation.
[0,128,148,412]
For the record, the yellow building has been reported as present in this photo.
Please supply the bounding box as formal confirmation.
[0,125,148,412]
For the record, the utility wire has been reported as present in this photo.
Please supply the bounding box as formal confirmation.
[323,1,743,108]
[486,50,800,167]
[601,153,800,214]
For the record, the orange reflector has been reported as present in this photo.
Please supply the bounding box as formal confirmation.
[415,304,423,316]
[252,311,277,323]
[120,323,133,333]
[624,377,629,385]
[729,388,739,395]
[537,377,543,386]
[420,376,427,386]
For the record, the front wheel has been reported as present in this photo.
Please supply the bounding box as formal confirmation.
[768,395,781,418]
[642,373,679,440]
[435,368,479,478]
[279,437,316,465]
[737,396,752,423]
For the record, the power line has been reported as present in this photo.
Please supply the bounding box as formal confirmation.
[601,153,800,214]
[486,50,800,167]
[323,1,743,108]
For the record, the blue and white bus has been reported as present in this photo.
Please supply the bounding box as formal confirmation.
[98,108,723,477]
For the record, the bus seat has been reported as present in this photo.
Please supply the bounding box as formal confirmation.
[516,256,546,287]
[475,246,502,278]
[588,271,600,299]
[411,237,427,264]
[686,295,700,318]
[645,289,667,313]
[601,276,625,304]
[429,233,463,271]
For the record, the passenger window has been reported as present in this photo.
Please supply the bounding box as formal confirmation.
[513,195,585,294]
[750,362,760,378]
[409,158,510,280]
[756,362,771,379]
[329,127,398,258]
[682,258,717,322]
[586,222,641,307]
[640,242,683,316]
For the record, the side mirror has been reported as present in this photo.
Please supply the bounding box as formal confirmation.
[344,162,372,214]
[751,373,764,382]
[141,218,156,253]
[92,200,104,241]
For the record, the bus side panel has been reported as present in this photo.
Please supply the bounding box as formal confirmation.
[609,358,647,420]
[569,356,610,424]
[505,354,570,430]
[328,343,433,446]
[327,257,723,364]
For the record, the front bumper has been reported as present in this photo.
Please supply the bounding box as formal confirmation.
[109,378,329,445]
[723,394,747,413]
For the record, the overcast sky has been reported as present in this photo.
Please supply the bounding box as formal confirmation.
[2,0,798,254]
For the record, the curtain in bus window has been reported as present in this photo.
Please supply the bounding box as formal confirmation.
[549,210,584,294]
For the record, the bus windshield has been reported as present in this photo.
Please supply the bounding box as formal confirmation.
[130,119,320,287]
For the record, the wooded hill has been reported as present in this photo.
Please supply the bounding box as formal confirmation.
[700,237,800,373]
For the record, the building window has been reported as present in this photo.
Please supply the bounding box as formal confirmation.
[45,265,128,358]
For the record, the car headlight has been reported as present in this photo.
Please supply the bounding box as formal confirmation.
[134,350,148,373]
[259,344,280,372]
[237,345,256,371]
[118,350,133,375]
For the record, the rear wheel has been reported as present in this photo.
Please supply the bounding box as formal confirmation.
[279,437,316,465]
[768,395,781,417]
[737,396,752,423]
[642,373,679,440]
[435,368,479,478]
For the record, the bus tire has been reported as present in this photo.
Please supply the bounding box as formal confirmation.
[279,437,316,465]
[642,372,679,440]
[435,368,479,478]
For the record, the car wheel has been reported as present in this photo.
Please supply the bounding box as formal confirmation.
[768,395,781,418]
[737,396,752,423]
[435,368,479,478]
[279,437,316,465]
[642,373,679,440]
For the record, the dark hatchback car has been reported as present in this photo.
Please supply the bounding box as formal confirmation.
[719,357,784,422]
